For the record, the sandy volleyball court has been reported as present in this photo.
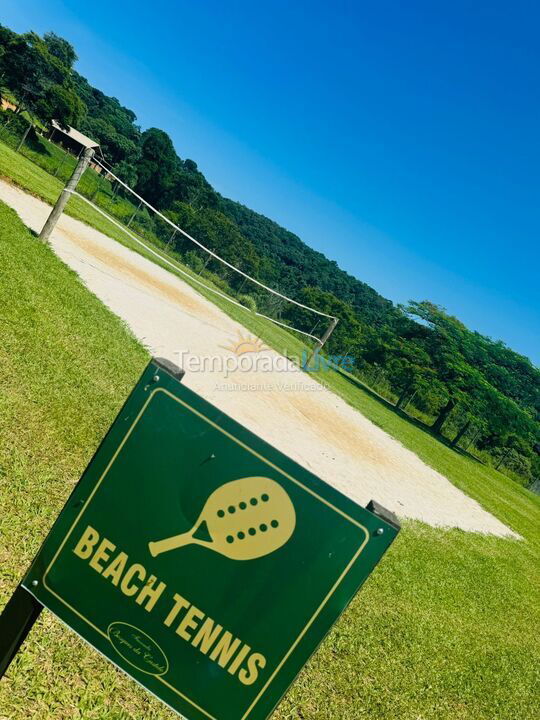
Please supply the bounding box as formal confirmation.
[0,179,517,537]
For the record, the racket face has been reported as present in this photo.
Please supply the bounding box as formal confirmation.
[200,477,296,560]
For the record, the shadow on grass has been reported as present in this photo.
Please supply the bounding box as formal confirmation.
[333,365,483,465]
[26,131,52,156]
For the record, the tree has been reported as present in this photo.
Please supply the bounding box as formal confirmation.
[370,332,434,409]
[282,287,363,359]
[0,27,86,128]
[35,83,86,128]
[184,250,205,273]
[164,201,260,282]
[403,302,477,433]
[43,32,77,68]
[110,160,138,198]
[0,31,36,102]
[184,158,198,173]
[72,72,141,145]
[135,128,179,206]
[115,160,138,185]
[0,25,17,86]
[82,117,139,165]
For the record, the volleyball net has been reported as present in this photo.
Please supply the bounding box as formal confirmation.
[73,156,338,349]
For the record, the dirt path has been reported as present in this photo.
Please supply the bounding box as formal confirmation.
[0,179,517,537]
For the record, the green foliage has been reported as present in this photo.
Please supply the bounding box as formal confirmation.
[82,116,139,165]
[35,83,86,128]
[112,159,138,188]
[0,108,28,137]
[165,201,259,285]
[0,25,85,128]
[238,294,257,312]
[184,250,205,273]
[135,127,179,205]
[200,269,231,292]
[43,31,77,67]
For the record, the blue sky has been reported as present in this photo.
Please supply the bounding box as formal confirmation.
[2,0,539,363]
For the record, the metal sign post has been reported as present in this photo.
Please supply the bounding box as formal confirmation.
[0,357,399,720]
[0,585,43,678]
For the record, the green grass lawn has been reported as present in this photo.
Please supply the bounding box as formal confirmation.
[1,195,539,720]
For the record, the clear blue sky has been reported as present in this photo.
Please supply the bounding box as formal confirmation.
[3,0,539,363]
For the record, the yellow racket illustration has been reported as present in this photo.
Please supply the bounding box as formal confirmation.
[148,477,296,560]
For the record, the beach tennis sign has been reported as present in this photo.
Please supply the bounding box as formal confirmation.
[0,358,399,720]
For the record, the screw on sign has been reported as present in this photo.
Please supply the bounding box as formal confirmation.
[148,477,296,560]
[0,358,400,720]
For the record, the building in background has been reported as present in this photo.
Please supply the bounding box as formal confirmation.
[48,120,102,171]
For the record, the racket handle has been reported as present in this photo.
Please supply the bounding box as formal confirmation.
[148,532,193,557]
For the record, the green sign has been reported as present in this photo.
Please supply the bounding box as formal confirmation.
[22,359,399,720]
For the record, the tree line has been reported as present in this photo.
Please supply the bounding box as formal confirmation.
[1,24,538,484]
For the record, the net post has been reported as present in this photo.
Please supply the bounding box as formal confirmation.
[305,317,339,367]
[53,148,69,178]
[127,200,143,228]
[200,253,212,274]
[0,584,43,679]
[16,120,32,153]
[39,147,94,243]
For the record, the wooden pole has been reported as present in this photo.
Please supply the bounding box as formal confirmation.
[199,253,212,274]
[53,148,69,178]
[305,317,339,367]
[16,121,32,152]
[496,446,511,470]
[167,229,177,247]
[463,429,480,452]
[127,200,143,228]
[403,389,418,411]
[39,148,94,243]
